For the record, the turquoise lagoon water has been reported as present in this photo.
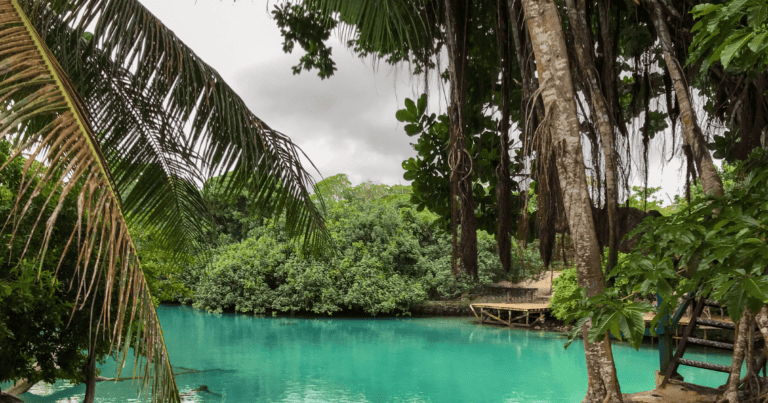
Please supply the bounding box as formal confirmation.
[15,305,736,402]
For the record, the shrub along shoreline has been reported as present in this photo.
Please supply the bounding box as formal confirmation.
[147,175,550,318]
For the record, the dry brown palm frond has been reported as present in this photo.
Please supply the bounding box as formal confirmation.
[0,0,179,401]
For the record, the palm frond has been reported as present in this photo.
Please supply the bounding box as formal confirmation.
[19,4,221,257]
[303,0,432,58]
[311,0,428,50]
[0,1,179,401]
[31,0,330,254]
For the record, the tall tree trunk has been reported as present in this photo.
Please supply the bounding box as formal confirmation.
[496,0,513,273]
[444,0,478,280]
[565,0,620,275]
[720,308,752,403]
[756,305,768,348]
[520,0,622,401]
[650,0,724,197]
[83,343,97,403]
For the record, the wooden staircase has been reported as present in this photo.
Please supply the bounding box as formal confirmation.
[661,294,764,387]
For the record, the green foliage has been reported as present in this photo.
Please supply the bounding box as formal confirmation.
[624,149,768,325]
[669,162,739,213]
[0,141,120,385]
[188,187,432,315]
[136,231,194,305]
[625,186,665,213]
[550,252,630,322]
[313,173,353,203]
[550,267,579,321]
[398,94,520,234]
[554,150,768,353]
[551,250,651,350]
[182,176,546,316]
[689,0,768,74]
[272,2,338,79]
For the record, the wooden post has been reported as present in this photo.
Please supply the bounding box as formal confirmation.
[470,304,480,321]
[657,292,674,375]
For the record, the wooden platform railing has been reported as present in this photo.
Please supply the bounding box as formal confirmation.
[469,303,549,328]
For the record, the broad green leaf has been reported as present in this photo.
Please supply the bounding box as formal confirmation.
[723,285,749,322]
[691,3,723,17]
[741,215,760,226]
[625,311,647,350]
[619,316,631,344]
[742,276,768,302]
[722,32,755,68]
[404,98,417,116]
[588,311,621,342]
[724,0,751,19]
[417,94,427,116]
[610,319,622,341]
[564,317,589,349]
[395,109,416,122]
[713,219,730,231]
[748,31,768,53]
[404,124,421,136]
[709,40,728,64]
[748,3,768,27]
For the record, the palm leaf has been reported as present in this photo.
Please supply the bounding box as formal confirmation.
[304,0,433,59]
[310,0,428,50]
[0,1,179,401]
[28,0,330,254]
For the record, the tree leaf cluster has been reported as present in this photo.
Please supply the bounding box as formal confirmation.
[0,142,128,387]
[174,176,544,316]
[398,94,521,235]
[555,149,768,352]
[689,1,768,74]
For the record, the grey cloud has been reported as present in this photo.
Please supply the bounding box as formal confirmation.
[230,51,418,185]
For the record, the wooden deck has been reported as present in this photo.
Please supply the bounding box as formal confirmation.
[643,312,734,328]
[470,303,550,328]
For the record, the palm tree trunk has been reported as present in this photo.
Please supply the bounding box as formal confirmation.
[520,0,621,401]
[649,0,724,197]
[565,0,620,274]
[444,0,478,280]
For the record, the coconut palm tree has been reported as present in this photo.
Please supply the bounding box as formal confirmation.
[0,0,330,401]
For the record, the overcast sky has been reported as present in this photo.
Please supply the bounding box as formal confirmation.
[141,0,694,203]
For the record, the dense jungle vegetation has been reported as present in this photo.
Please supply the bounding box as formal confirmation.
[150,173,549,316]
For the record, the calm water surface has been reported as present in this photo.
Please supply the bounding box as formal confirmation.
[17,305,735,402]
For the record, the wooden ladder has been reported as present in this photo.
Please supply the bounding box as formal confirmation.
[660,296,736,387]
